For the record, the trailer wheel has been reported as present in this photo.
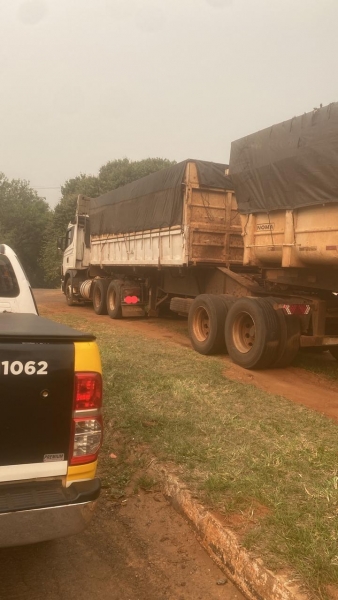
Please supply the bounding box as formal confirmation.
[92,279,109,315]
[107,281,122,319]
[65,276,75,306]
[225,298,280,369]
[271,311,300,368]
[218,295,236,352]
[188,294,227,355]
[329,347,338,361]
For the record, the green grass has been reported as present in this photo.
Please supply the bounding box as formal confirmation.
[43,310,338,599]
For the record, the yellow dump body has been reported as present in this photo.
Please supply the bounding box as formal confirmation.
[241,203,338,268]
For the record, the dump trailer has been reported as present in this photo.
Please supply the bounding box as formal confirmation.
[61,121,338,369]
[61,159,244,316]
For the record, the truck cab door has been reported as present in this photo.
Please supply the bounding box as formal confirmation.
[63,226,76,270]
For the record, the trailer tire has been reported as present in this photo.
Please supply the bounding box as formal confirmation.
[329,347,338,361]
[188,294,227,355]
[107,281,122,319]
[225,298,280,369]
[219,295,236,311]
[92,279,109,315]
[218,295,236,352]
[271,311,300,368]
[65,276,75,307]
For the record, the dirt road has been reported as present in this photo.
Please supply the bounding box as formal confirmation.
[36,289,338,422]
[1,489,244,600]
[1,290,244,600]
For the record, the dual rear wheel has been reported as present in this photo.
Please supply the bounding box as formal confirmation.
[188,294,235,356]
[188,295,301,370]
[92,279,123,319]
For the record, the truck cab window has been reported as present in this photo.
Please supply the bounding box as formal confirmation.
[65,227,74,248]
[0,257,20,298]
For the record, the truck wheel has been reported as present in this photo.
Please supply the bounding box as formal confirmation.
[65,277,75,306]
[225,298,280,369]
[92,279,109,315]
[188,294,227,355]
[271,311,300,368]
[107,281,122,319]
[219,295,236,311]
[329,347,338,361]
[218,295,236,352]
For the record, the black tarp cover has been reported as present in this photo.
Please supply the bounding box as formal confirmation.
[229,102,338,214]
[89,159,230,236]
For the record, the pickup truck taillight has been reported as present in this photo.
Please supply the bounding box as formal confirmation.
[69,372,103,466]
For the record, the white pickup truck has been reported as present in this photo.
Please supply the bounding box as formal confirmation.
[0,244,103,547]
[0,244,37,314]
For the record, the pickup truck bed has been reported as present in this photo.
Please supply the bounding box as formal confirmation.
[0,313,95,341]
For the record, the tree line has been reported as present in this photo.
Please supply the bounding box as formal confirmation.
[0,157,175,288]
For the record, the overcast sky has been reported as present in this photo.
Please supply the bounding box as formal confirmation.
[1,0,337,207]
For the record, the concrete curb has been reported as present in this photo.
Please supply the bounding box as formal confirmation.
[150,463,309,600]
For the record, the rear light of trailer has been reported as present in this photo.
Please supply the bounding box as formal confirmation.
[124,295,140,304]
[69,372,103,466]
[282,304,311,316]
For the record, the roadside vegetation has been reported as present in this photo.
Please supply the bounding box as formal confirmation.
[43,307,338,599]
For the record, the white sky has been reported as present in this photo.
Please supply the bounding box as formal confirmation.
[1,0,337,207]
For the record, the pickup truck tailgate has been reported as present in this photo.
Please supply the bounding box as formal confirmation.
[0,314,95,482]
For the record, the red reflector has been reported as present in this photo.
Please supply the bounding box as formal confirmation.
[124,295,140,305]
[74,372,102,411]
[282,304,311,316]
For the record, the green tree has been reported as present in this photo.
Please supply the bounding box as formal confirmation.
[41,158,176,287]
[0,173,50,286]
[98,157,176,192]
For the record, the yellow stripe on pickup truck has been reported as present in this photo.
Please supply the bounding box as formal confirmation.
[66,460,98,485]
[66,341,102,485]
[74,341,102,374]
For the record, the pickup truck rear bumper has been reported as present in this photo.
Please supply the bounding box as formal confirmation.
[0,478,100,547]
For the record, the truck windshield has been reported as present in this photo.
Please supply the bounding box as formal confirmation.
[0,256,20,298]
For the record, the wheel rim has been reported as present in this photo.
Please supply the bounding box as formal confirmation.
[108,289,117,312]
[232,311,255,353]
[94,287,101,308]
[192,306,210,342]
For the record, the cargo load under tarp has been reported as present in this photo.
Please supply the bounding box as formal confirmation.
[89,159,231,236]
[230,102,338,214]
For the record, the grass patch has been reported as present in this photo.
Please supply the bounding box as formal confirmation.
[44,310,338,598]
[136,474,158,492]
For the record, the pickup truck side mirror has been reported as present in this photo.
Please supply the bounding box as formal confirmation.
[57,237,66,251]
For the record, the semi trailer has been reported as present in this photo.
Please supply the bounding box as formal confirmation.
[61,104,338,369]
